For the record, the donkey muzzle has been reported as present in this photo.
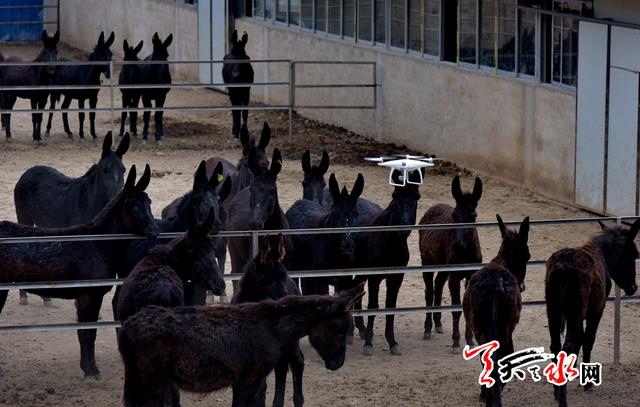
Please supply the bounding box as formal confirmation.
[625,284,638,296]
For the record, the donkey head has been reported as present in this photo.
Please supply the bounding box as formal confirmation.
[91,31,115,79]
[248,148,282,230]
[228,30,250,80]
[496,215,531,292]
[98,131,130,199]
[308,283,366,370]
[250,233,290,299]
[302,150,330,204]
[121,164,160,239]
[241,122,271,171]
[388,169,422,232]
[173,207,225,295]
[230,30,249,56]
[328,173,364,261]
[123,39,144,61]
[151,32,173,60]
[597,219,640,296]
[190,160,232,232]
[39,30,60,76]
[451,176,482,253]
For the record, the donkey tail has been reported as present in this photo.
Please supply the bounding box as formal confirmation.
[486,294,502,406]
[118,326,144,407]
[546,254,586,346]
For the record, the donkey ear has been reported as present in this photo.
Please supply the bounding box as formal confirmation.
[123,39,130,52]
[301,150,311,173]
[258,122,271,151]
[98,32,105,47]
[451,176,463,202]
[231,30,238,45]
[472,177,483,202]
[329,173,340,201]
[319,150,330,175]
[218,177,232,202]
[209,161,224,189]
[332,282,366,313]
[269,148,282,179]
[52,30,60,45]
[101,131,113,158]
[629,219,640,241]
[193,160,208,190]
[598,220,611,233]
[136,164,151,192]
[519,216,530,243]
[241,31,249,46]
[350,173,365,201]
[42,30,48,44]
[496,214,508,238]
[105,32,115,48]
[276,233,286,261]
[134,40,144,54]
[163,33,173,48]
[124,165,137,190]
[240,123,250,152]
[152,32,161,46]
[115,133,130,157]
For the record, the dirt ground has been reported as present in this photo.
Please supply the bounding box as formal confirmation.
[0,43,639,407]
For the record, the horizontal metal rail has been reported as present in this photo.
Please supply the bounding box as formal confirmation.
[0,105,290,115]
[0,82,286,92]
[0,59,290,67]
[1,297,639,334]
[0,216,636,245]
[0,20,57,26]
[0,261,549,291]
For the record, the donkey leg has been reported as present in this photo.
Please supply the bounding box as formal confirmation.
[89,95,98,139]
[582,310,603,391]
[78,99,86,139]
[229,90,242,138]
[154,94,166,141]
[352,276,367,340]
[3,95,16,139]
[272,357,288,407]
[45,93,56,136]
[141,97,152,140]
[433,272,449,333]
[18,290,29,305]
[557,320,584,407]
[449,275,463,353]
[363,278,381,356]
[76,293,103,378]
[548,307,564,402]
[130,94,141,137]
[119,96,128,137]
[216,244,228,303]
[422,271,434,339]
[60,96,73,137]
[30,100,40,142]
[241,88,250,127]
[384,274,404,355]
[290,345,305,407]
[0,290,7,313]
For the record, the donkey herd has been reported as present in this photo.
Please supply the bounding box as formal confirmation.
[0,30,638,407]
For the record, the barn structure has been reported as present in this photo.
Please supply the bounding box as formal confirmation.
[9,0,640,215]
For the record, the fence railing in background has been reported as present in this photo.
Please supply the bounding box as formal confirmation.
[0,58,377,142]
[1,216,640,365]
[0,1,59,34]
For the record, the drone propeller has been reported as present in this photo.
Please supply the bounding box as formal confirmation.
[364,156,397,163]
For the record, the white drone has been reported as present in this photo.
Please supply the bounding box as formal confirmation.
[365,154,439,187]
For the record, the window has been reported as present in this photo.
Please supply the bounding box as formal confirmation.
[518,8,535,76]
[265,0,272,19]
[390,0,406,49]
[424,0,440,57]
[480,0,495,68]
[316,0,327,32]
[497,0,515,72]
[551,1,584,86]
[290,0,300,25]
[375,0,386,44]
[276,0,287,22]
[359,0,373,41]
[459,0,477,64]
[408,0,421,52]
[329,0,341,35]
[301,0,313,29]
[344,0,356,38]
[254,0,264,18]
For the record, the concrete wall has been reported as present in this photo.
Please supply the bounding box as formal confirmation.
[58,0,198,80]
[236,19,577,203]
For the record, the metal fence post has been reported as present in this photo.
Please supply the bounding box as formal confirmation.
[614,217,622,365]
[251,230,259,258]
[109,61,115,136]
[288,61,295,143]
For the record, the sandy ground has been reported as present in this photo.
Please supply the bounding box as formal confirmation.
[0,42,639,407]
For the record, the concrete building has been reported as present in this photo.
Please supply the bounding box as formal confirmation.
[55,0,640,215]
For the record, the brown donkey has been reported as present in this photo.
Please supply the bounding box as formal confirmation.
[463,214,530,407]
[546,219,639,407]
[420,176,483,353]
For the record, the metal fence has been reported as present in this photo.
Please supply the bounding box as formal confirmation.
[0,1,59,39]
[0,58,377,142]
[1,215,640,365]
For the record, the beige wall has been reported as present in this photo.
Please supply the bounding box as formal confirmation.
[236,19,577,203]
[59,0,198,80]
